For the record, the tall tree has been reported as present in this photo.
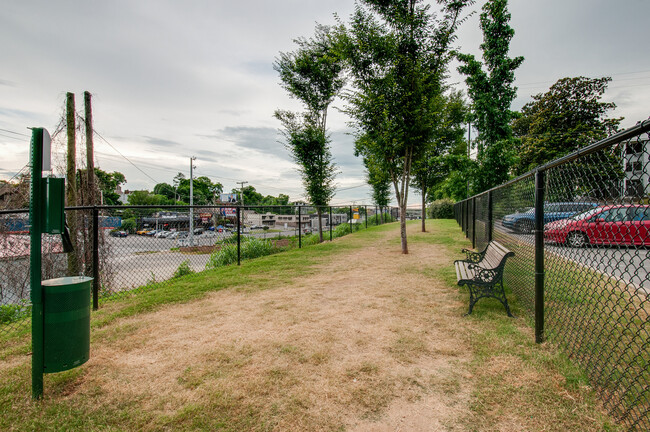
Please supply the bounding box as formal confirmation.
[512,76,622,174]
[341,0,470,253]
[274,24,344,242]
[457,0,523,193]
[410,90,467,231]
[93,168,126,205]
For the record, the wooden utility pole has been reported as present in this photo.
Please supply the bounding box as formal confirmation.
[66,92,80,274]
[84,91,96,205]
[66,92,78,207]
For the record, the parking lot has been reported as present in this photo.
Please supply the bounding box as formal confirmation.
[494,225,650,292]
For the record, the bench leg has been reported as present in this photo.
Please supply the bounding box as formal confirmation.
[465,283,514,318]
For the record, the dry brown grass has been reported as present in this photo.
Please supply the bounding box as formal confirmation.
[0,222,620,431]
[73,225,478,430]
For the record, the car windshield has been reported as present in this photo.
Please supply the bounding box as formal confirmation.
[571,207,602,221]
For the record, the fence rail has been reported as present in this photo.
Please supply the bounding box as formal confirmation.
[455,119,650,431]
[0,204,398,336]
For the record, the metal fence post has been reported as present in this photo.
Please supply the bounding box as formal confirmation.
[487,191,493,243]
[92,207,99,310]
[237,206,241,265]
[298,205,302,248]
[349,206,353,234]
[329,206,332,241]
[535,170,546,343]
[365,206,368,229]
[472,196,476,249]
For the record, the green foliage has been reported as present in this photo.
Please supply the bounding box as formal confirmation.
[428,198,455,219]
[172,175,223,205]
[339,0,471,252]
[275,111,337,209]
[93,168,126,205]
[457,0,523,193]
[173,260,195,278]
[411,91,469,204]
[120,217,136,233]
[512,76,623,175]
[205,237,278,269]
[0,303,30,325]
[275,24,342,229]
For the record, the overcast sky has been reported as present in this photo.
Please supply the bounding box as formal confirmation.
[1,0,649,206]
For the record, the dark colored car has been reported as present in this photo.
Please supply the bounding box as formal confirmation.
[544,204,650,247]
[110,230,128,238]
[502,202,598,233]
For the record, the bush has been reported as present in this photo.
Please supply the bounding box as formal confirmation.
[173,260,195,278]
[0,302,30,325]
[205,237,276,269]
[428,199,455,219]
[121,217,136,233]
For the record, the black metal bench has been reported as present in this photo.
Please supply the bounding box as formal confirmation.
[454,241,515,317]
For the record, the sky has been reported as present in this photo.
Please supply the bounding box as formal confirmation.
[1,0,649,207]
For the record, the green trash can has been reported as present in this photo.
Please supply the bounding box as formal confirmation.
[42,276,92,373]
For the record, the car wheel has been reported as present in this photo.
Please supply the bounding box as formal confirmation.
[515,220,534,234]
[566,232,588,248]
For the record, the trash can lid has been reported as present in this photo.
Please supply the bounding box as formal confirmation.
[42,276,93,286]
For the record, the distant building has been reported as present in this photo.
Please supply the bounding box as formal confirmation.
[624,137,648,199]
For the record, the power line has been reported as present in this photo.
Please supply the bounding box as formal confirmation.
[0,132,25,141]
[0,128,30,137]
[93,130,162,185]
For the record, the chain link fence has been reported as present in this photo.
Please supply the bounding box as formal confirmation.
[0,204,397,336]
[455,120,650,430]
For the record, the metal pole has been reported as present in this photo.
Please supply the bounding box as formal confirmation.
[298,205,302,248]
[329,206,332,241]
[92,207,99,310]
[472,196,476,249]
[29,128,44,399]
[189,157,196,247]
[349,206,352,234]
[487,191,493,243]
[365,206,368,229]
[535,170,546,343]
[237,206,241,265]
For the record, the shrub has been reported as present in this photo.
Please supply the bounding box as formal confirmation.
[428,199,455,219]
[173,260,195,278]
[121,217,136,233]
[0,302,30,325]
[205,237,276,269]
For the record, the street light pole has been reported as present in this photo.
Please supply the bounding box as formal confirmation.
[189,156,196,247]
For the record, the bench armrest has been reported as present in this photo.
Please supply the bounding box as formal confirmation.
[461,248,483,263]
[474,268,497,283]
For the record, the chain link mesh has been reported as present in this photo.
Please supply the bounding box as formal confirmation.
[455,126,650,430]
[0,204,392,337]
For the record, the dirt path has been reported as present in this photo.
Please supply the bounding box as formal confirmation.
[83,225,477,430]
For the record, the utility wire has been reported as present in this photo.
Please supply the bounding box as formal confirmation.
[0,128,30,137]
[93,130,161,185]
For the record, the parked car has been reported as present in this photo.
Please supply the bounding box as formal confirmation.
[193,228,204,235]
[145,230,159,236]
[502,202,598,233]
[168,231,187,239]
[110,230,128,238]
[544,204,650,247]
[136,228,152,235]
[154,230,170,238]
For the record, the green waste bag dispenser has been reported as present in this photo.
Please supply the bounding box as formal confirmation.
[30,127,92,399]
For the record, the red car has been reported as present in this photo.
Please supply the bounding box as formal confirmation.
[544,205,650,247]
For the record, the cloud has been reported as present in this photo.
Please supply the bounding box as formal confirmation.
[142,136,181,148]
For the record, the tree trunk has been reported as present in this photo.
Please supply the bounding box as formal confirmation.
[399,200,408,254]
[421,191,426,232]
[66,92,80,275]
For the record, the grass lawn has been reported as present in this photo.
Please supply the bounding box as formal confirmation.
[0,220,620,431]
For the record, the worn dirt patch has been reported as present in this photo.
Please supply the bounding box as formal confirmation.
[81,225,476,430]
